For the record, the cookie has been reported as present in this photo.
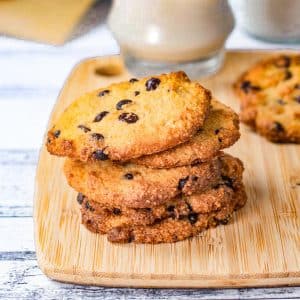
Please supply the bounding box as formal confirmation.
[234,54,300,143]
[64,155,221,209]
[131,99,240,168]
[47,71,211,161]
[81,180,245,232]
[77,153,245,228]
[81,182,247,243]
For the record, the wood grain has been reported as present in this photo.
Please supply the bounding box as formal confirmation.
[34,52,300,288]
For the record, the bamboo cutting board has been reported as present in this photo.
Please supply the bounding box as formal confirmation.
[34,51,300,288]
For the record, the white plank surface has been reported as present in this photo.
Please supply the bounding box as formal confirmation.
[0,257,298,300]
[0,218,34,252]
[0,0,299,298]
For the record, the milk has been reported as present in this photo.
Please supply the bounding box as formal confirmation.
[232,0,300,42]
[108,0,234,76]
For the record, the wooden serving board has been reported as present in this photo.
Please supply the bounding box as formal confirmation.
[34,51,300,288]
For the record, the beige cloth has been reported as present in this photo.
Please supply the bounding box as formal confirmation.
[0,0,94,45]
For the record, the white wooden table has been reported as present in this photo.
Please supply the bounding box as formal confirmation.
[0,1,299,298]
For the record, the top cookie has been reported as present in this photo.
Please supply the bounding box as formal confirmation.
[47,71,211,161]
[131,99,240,168]
[234,54,300,143]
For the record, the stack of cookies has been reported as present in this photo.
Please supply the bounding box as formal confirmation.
[47,71,247,244]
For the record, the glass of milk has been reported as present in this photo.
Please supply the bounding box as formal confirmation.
[108,0,235,78]
[231,0,300,43]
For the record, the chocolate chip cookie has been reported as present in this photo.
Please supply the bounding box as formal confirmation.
[132,99,240,168]
[81,181,246,243]
[76,153,245,241]
[234,54,300,143]
[79,153,245,232]
[64,155,221,209]
[47,71,211,161]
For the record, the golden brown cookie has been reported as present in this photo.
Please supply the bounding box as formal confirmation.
[81,182,247,244]
[131,99,240,168]
[234,54,300,143]
[77,153,245,228]
[64,155,221,209]
[47,71,211,161]
[80,181,245,231]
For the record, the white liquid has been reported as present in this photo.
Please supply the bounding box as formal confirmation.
[108,0,234,63]
[232,0,300,42]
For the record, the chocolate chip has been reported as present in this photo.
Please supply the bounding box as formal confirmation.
[92,149,109,160]
[129,78,139,83]
[145,77,161,91]
[53,130,61,138]
[240,81,251,92]
[272,121,285,132]
[85,201,94,211]
[295,84,300,89]
[294,96,300,103]
[141,207,152,213]
[78,125,91,133]
[275,56,291,68]
[218,137,223,143]
[172,234,178,241]
[93,111,109,122]
[197,128,204,134]
[240,80,261,94]
[113,208,121,215]
[191,159,201,166]
[221,175,234,189]
[284,70,292,80]
[178,176,189,191]
[118,112,139,123]
[124,173,134,180]
[188,213,198,224]
[116,99,133,110]
[219,219,229,225]
[47,138,51,144]
[214,129,220,134]
[277,99,286,105]
[191,175,198,181]
[98,89,110,97]
[134,91,140,96]
[178,215,186,220]
[212,183,221,190]
[166,205,174,213]
[91,133,104,140]
[217,215,231,225]
[77,193,85,205]
[250,85,261,92]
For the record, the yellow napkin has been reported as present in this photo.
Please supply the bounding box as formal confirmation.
[0,0,94,45]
